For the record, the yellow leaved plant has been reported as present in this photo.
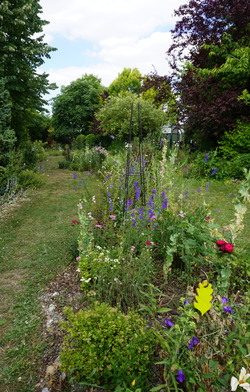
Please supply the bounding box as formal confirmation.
[194,280,213,316]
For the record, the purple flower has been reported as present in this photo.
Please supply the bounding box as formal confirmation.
[165,318,174,328]
[176,369,186,383]
[211,168,217,175]
[184,299,189,306]
[204,153,210,162]
[221,297,228,304]
[187,336,200,349]
[73,172,78,179]
[223,306,232,313]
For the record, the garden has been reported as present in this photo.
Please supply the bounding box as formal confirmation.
[55,138,249,392]
[1,0,249,390]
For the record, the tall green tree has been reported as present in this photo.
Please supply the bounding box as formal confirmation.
[51,74,105,144]
[0,0,56,142]
[108,68,142,96]
[0,79,16,167]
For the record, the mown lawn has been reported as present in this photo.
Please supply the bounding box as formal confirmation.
[0,155,95,392]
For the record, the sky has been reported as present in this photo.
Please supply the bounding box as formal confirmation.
[39,0,187,105]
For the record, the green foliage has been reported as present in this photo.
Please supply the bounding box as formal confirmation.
[58,159,71,169]
[108,68,142,96]
[152,206,217,280]
[60,302,155,389]
[0,0,56,142]
[96,94,166,140]
[186,146,250,180]
[218,121,250,159]
[17,169,45,190]
[18,140,46,169]
[154,288,250,392]
[0,79,16,167]
[52,74,105,144]
[69,146,107,171]
[78,243,155,311]
[74,134,86,149]
[85,133,99,147]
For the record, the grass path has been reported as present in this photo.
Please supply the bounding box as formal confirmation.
[0,155,85,392]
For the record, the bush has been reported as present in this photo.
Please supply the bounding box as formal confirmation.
[71,147,107,171]
[85,133,99,147]
[75,134,86,150]
[60,302,155,390]
[17,169,45,189]
[58,159,71,169]
[218,121,250,159]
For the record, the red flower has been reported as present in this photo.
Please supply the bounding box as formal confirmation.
[146,240,154,245]
[205,216,210,221]
[216,240,226,246]
[216,240,234,253]
[71,219,80,225]
[224,243,234,253]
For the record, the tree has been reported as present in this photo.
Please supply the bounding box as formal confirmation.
[168,0,250,68]
[96,94,166,140]
[167,0,250,149]
[108,68,142,96]
[51,74,105,144]
[0,79,16,167]
[140,72,172,107]
[0,0,56,143]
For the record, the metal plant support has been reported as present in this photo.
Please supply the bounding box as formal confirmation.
[123,102,146,218]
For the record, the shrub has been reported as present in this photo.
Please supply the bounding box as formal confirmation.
[85,133,99,147]
[75,134,86,150]
[58,159,71,169]
[218,121,250,159]
[71,147,107,171]
[17,169,45,189]
[60,302,156,390]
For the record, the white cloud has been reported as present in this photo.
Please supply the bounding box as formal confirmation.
[40,0,185,42]
[39,0,187,101]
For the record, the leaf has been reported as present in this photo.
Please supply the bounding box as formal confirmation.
[150,385,167,391]
[156,307,172,313]
[193,280,213,316]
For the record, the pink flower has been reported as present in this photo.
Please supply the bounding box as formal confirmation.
[76,256,80,261]
[178,213,185,218]
[95,224,103,228]
[151,215,157,219]
[146,240,154,245]
[109,215,116,220]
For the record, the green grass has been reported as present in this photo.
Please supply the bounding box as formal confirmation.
[0,154,249,391]
[0,155,96,392]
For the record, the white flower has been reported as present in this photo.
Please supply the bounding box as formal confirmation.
[231,368,250,391]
